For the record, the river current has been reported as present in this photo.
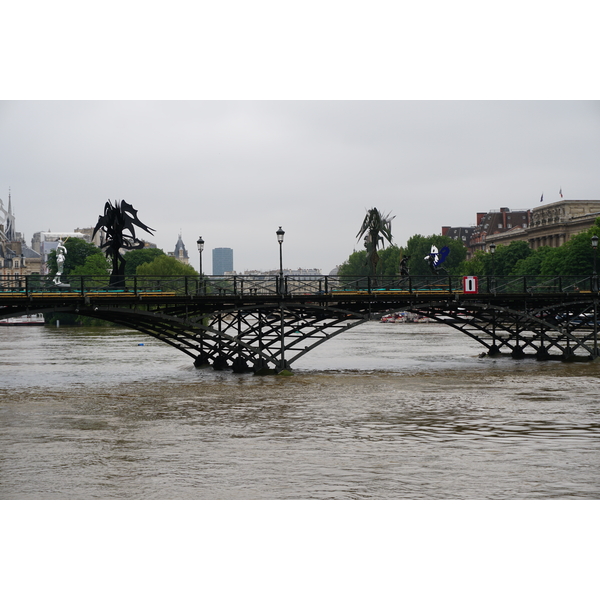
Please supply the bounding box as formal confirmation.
[1,321,599,500]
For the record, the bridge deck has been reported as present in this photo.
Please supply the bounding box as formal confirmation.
[2,274,598,368]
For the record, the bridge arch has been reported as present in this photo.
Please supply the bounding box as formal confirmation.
[2,274,598,372]
[38,296,599,372]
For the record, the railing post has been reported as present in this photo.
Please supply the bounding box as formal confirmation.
[368,277,372,294]
[325,276,328,295]
[559,276,562,293]
[134,276,138,295]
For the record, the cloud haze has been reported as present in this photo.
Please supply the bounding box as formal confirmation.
[1,101,599,273]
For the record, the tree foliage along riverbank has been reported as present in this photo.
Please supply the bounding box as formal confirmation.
[46,238,107,276]
[46,241,169,279]
[337,216,600,279]
[458,216,600,278]
[337,235,467,279]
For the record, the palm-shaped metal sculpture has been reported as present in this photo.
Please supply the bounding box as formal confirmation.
[93,200,155,286]
[357,208,394,282]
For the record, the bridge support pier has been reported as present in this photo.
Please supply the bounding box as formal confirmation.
[536,347,550,361]
[231,355,252,373]
[194,352,211,368]
[253,357,274,376]
[277,360,293,376]
[212,353,230,370]
[511,346,525,359]
[488,344,501,357]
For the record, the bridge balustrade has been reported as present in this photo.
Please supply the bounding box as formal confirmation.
[0,274,596,297]
[2,273,598,368]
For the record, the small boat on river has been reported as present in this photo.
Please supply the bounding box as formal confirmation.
[381,311,429,323]
[0,313,45,326]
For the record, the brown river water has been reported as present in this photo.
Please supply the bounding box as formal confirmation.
[1,321,599,500]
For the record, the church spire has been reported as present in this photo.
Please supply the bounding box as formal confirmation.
[5,188,15,241]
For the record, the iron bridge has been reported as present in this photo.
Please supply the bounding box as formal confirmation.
[2,274,599,373]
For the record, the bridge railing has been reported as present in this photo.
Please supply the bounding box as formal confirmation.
[483,275,593,294]
[0,274,596,296]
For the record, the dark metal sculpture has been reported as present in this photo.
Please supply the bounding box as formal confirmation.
[93,200,155,286]
[357,208,394,280]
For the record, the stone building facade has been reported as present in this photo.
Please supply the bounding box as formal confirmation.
[444,199,600,256]
[485,199,600,251]
[443,207,531,259]
[1,193,42,277]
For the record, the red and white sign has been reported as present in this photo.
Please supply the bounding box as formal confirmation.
[463,276,478,294]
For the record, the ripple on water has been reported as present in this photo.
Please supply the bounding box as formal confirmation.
[1,323,599,499]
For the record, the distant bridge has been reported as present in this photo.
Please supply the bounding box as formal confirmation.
[2,274,599,373]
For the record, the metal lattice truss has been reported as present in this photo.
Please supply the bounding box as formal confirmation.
[8,294,600,371]
[402,299,600,360]
[68,301,369,373]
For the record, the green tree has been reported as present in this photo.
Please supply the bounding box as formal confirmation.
[459,249,488,277]
[493,241,532,277]
[136,255,198,277]
[378,246,402,277]
[337,250,369,279]
[337,246,402,280]
[510,245,555,277]
[123,248,166,276]
[459,241,532,277]
[47,238,104,276]
[69,253,112,277]
[539,224,600,277]
[405,234,467,276]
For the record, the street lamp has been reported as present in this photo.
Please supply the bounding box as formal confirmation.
[592,234,598,293]
[489,243,496,293]
[276,226,285,294]
[196,236,204,276]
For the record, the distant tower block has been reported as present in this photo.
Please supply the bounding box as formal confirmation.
[212,247,233,275]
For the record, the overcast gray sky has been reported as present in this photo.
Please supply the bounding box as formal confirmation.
[1,101,599,274]
[2,3,599,274]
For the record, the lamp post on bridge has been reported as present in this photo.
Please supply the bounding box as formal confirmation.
[489,243,496,293]
[276,226,285,295]
[197,236,204,294]
[592,234,598,293]
[276,226,288,373]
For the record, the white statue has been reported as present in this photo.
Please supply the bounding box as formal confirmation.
[53,239,67,285]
